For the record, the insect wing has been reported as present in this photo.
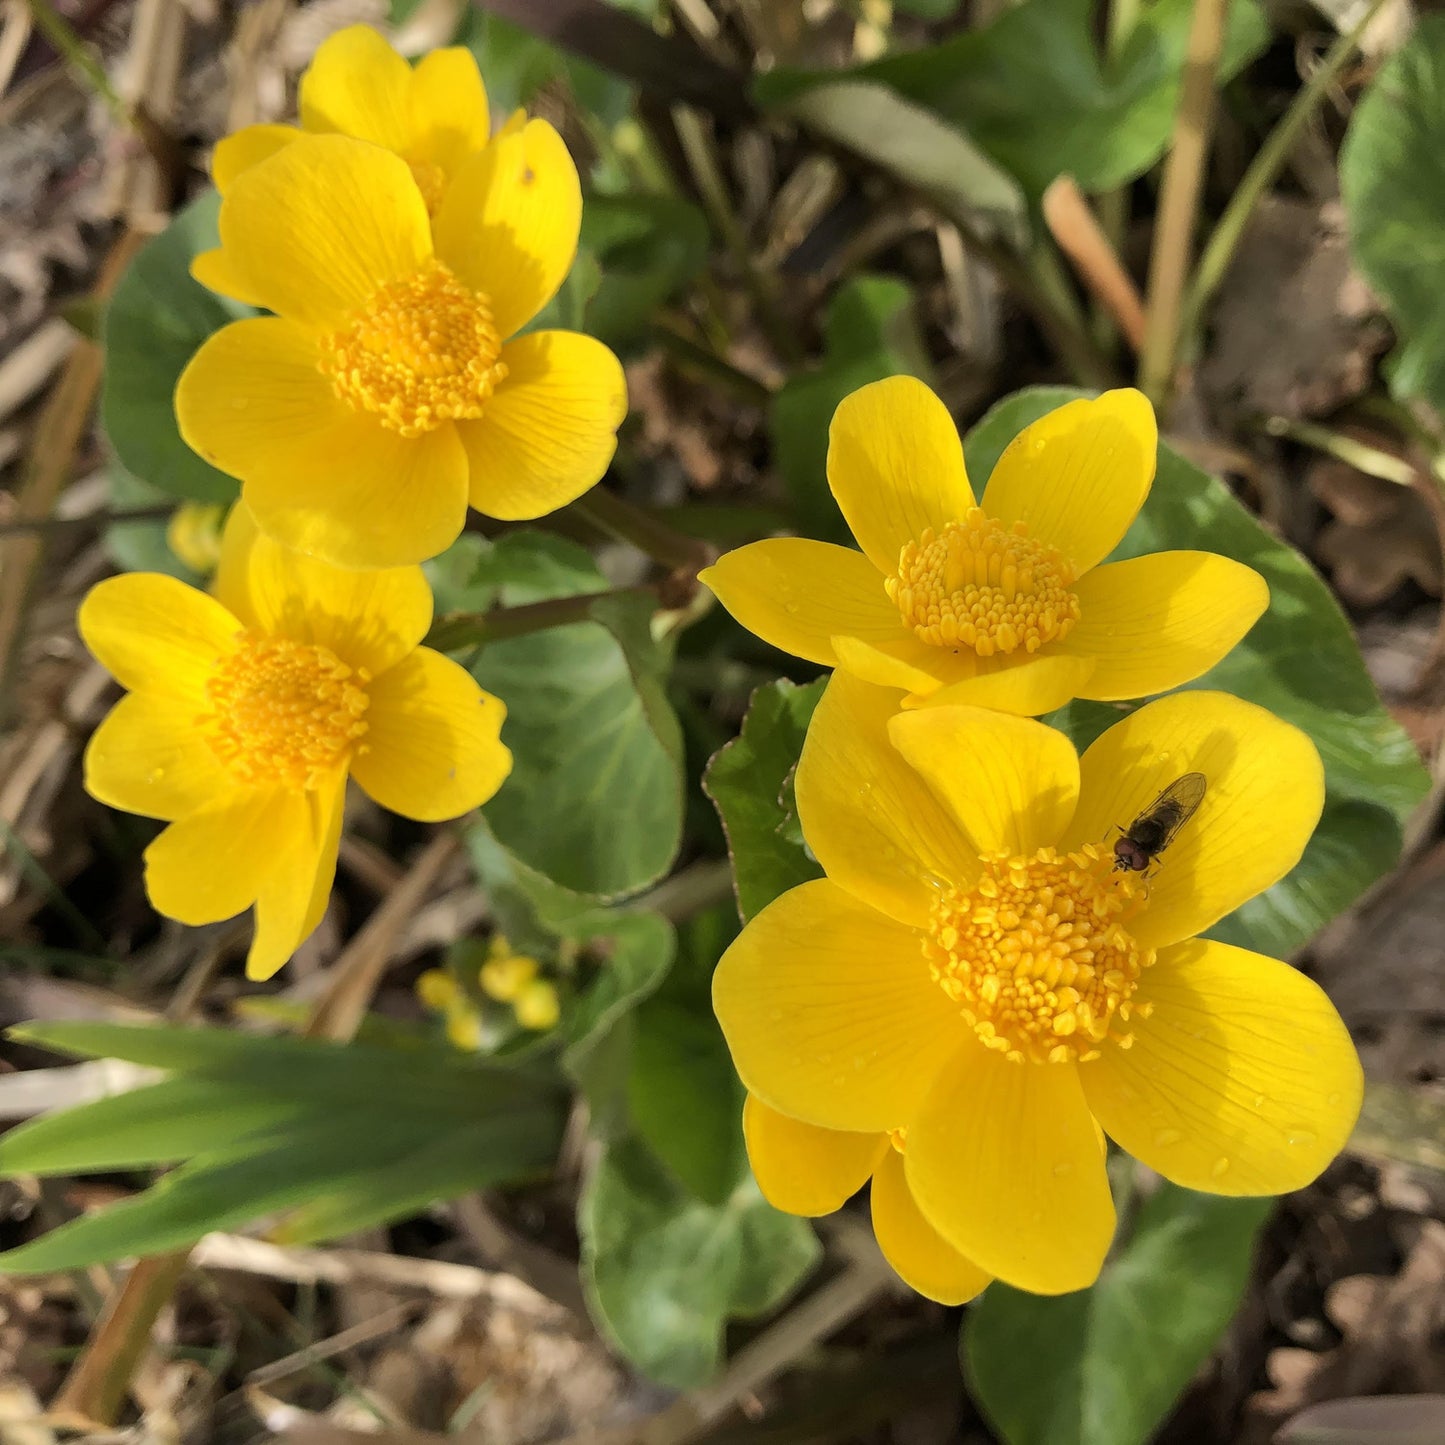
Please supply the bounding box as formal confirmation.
[1132,772,1207,853]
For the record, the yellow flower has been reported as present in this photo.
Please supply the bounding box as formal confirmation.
[194,25,497,266]
[744,1096,989,1306]
[513,978,561,1032]
[478,936,540,1002]
[176,129,626,569]
[78,505,511,981]
[701,379,1269,716]
[713,673,1362,1295]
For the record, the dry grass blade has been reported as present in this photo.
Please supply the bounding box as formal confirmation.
[1043,175,1147,353]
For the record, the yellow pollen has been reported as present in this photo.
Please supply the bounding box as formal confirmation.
[319,260,508,437]
[924,844,1155,1064]
[406,157,448,214]
[201,632,369,788]
[884,509,1081,656]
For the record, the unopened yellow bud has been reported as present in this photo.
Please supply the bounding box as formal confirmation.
[513,979,560,1031]
[415,968,459,1011]
[166,502,228,575]
[480,949,539,1003]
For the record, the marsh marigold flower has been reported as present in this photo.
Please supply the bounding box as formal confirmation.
[714,673,1362,1295]
[702,379,1268,716]
[177,128,626,569]
[192,23,497,290]
[79,507,511,980]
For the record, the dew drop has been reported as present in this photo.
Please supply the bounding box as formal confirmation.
[1326,1092,1341,1107]
[1053,1162,1073,1178]
[784,602,800,615]
[1287,1129,1318,1148]
[1211,1156,1230,1178]
[1252,1094,1267,1110]
[1154,1127,1183,1148]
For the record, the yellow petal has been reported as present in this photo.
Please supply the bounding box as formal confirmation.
[905,1043,1115,1294]
[456,331,625,520]
[190,247,268,307]
[177,317,471,568]
[351,649,511,821]
[211,123,299,193]
[981,390,1156,575]
[246,775,346,981]
[144,786,302,925]
[78,573,239,698]
[1059,552,1269,701]
[297,25,413,151]
[214,504,433,677]
[830,632,948,695]
[887,705,1080,857]
[84,692,235,822]
[433,120,581,339]
[1062,690,1324,950]
[220,134,432,331]
[916,650,1097,716]
[827,377,975,573]
[795,672,977,927]
[407,47,491,176]
[700,539,905,668]
[872,1147,991,1305]
[713,879,965,1133]
[743,1095,887,1216]
[1081,938,1362,1195]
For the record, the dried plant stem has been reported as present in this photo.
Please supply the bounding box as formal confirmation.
[1178,0,1395,350]
[1043,175,1148,353]
[1138,0,1230,406]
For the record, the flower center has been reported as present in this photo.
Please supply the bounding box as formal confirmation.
[925,845,1154,1064]
[318,260,508,437]
[201,632,370,788]
[405,157,448,214]
[885,510,1081,656]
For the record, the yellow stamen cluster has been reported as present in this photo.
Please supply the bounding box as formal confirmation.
[924,844,1154,1064]
[202,633,369,788]
[406,157,448,215]
[319,260,507,437]
[885,509,1081,656]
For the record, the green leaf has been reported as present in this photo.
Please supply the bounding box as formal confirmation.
[1340,16,1445,421]
[582,194,710,349]
[965,1184,1270,1445]
[771,81,1025,244]
[772,275,931,542]
[0,1025,567,1272]
[759,0,1269,199]
[579,1135,820,1387]
[703,677,826,922]
[101,192,247,504]
[964,388,1429,955]
[455,531,686,899]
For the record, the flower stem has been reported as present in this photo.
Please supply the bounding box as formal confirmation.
[568,487,717,573]
[1177,0,1393,354]
[425,584,660,653]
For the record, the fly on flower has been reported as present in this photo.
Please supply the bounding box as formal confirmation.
[712,673,1362,1299]
[701,379,1271,716]
[1112,771,1207,873]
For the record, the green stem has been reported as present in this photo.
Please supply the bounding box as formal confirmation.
[425,584,659,652]
[652,317,776,407]
[1252,413,1416,487]
[569,487,717,573]
[1178,0,1393,350]
[23,0,127,122]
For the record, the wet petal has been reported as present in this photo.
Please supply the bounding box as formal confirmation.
[906,1043,1115,1294]
[828,377,975,573]
[796,671,977,927]
[1082,938,1362,1194]
[872,1147,992,1305]
[743,1095,886,1216]
[982,390,1156,576]
[1062,690,1324,950]
[1059,552,1269,701]
[713,879,964,1133]
[700,539,903,668]
[888,704,1080,857]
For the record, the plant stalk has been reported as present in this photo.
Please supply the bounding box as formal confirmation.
[424,584,661,653]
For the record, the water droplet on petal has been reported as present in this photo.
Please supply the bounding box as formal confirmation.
[1154,1128,1183,1148]
[1287,1129,1317,1148]
[1211,1156,1230,1178]
[1053,1161,1073,1178]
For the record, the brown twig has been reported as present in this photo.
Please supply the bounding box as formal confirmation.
[1042,175,1147,354]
